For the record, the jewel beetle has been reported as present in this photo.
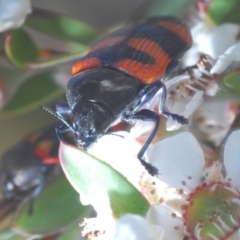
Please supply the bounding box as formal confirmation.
[44,16,192,176]
[0,125,61,213]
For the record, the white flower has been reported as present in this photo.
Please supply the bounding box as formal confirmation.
[113,214,154,240]
[87,131,147,190]
[146,131,240,240]
[164,75,204,131]
[183,21,239,67]
[211,42,240,74]
[105,131,240,240]
[224,130,240,188]
[148,132,205,192]
[194,22,239,59]
[111,207,184,240]
[81,130,240,240]
[0,0,32,32]
[191,101,235,146]
[81,133,200,240]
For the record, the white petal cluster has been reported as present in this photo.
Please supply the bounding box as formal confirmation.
[183,21,239,67]
[82,130,240,240]
[0,0,31,32]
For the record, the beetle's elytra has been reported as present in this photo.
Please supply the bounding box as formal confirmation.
[44,16,192,176]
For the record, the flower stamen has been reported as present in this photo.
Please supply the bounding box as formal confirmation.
[209,183,218,192]
[194,222,202,240]
[207,233,220,240]
[212,222,225,235]
[229,213,238,226]
[217,216,232,231]
[224,186,240,196]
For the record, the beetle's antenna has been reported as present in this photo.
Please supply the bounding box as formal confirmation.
[42,106,62,120]
[42,106,74,132]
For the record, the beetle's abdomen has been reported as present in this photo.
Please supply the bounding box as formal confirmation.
[67,68,141,117]
[72,16,192,84]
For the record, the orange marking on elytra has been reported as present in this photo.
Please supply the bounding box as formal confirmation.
[34,141,52,160]
[35,145,50,160]
[42,157,60,164]
[35,141,60,165]
[72,57,101,75]
[116,38,171,83]
[158,21,192,47]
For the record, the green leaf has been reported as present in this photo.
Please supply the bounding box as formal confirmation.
[26,9,101,45]
[13,175,91,236]
[207,0,240,25]
[223,69,240,93]
[0,229,26,240]
[0,66,23,109]
[5,29,39,68]
[0,71,63,118]
[144,0,197,18]
[59,143,150,219]
[0,34,5,51]
[56,222,81,240]
[28,50,87,70]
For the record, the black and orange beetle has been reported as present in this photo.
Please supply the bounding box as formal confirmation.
[0,125,61,212]
[44,16,192,176]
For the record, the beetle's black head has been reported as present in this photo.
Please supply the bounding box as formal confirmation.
[71,101,113,149]
[0,143,45,200]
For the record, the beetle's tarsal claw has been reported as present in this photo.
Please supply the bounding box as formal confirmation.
[139,159,159,176]
[163,112,188,125]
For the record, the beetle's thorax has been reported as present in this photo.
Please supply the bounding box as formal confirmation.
[66,68,141,118]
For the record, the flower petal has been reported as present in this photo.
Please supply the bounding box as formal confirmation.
[194,22,239,59]
[113,214,154,240]
[211,42,240,74]
[166,90,204,131]
[0,0,31,32]
[224,130,240,188]
[82,182,113,218]
[148,132,205,191]
[183,22,239,67]
[146,205,184,240]
[192,101,233,146]
[88,132,145,189]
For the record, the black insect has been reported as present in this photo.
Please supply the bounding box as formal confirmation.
[0,126,61,213]
[43,16,192,176]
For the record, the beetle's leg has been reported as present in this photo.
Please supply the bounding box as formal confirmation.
[55,124,71,142]
[179,64,198,74]
[159,83,188,124]
[123,109,159,176]
[127,81,188,124]
[127,81,163,114]
[28,177,45,215]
